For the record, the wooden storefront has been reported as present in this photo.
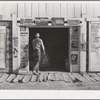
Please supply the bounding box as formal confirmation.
[1,2,100,73]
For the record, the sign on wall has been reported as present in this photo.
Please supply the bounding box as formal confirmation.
[0,26,6,68]
[19,26,29,72]
[89,22,100,72]
[71,54,78,65]
[51,18,64,26]
[20,19,33,26]
[91,23,100,52]
[71,26,79,51]
[67,20,80,26]
[35,17,48,26]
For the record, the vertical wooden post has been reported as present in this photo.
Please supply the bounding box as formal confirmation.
[12,13,18,72]
[80,14,87,72]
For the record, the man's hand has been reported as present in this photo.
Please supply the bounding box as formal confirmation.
[43,51,46,59]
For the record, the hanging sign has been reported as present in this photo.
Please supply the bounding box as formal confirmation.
[35,17,48,26]
[51,17,64,26]
[20,19,33,25]
[67,20,80,26]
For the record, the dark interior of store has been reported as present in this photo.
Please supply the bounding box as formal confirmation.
[29,27,69,72]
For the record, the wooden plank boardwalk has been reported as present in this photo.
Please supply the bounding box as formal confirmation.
[0,72,99,83]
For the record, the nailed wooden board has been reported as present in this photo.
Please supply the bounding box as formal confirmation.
[55,73,64,81]
[13,75,24,83]
[0,73,9,83]
[89,73,100,81]
[31,75,38,82]
[83,73,96,82]
[62,73,72,82]
[97,73,100,77]
[0,73,4,78]
[43,72,48,82]
[59,73,64,81]
[55,73,60,81]
[68,73,76,82]
[22,75,32,83]
[73,73,87,82]
[6,74,16,82]
[48,73,56,81]
[39,72,44,82]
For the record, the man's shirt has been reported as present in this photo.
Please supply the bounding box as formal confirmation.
[32,38,45,51]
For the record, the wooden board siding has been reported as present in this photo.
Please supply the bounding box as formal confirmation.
[67,3,75,18]
[74,3,81,18]
[0,3,3,15]
[38,3,46,17]
[61,3,68,20]
[32,3,39,19]
[53,3,61,17]
[47,3,54,19]
[18,3,25,18]
[25,3,32,17]
[86,3,94,18]
[0,3,100,19]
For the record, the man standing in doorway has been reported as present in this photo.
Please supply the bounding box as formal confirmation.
[32,33,45,75]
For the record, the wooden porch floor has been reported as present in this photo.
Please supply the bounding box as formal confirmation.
[0,72,100,83]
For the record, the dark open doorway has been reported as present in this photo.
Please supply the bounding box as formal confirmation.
[29,27,70,72]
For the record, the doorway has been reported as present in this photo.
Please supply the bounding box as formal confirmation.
[29,27,70,72]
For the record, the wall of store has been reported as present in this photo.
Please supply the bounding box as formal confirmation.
[0,3,100,19]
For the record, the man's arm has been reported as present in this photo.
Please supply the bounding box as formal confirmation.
[41,39,46,57]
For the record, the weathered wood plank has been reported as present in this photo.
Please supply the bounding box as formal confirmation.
[22,75,32,83]
[32,3,39,19]
[74,3,81,18]
[53,3,60,17]
[0,3,4,15]
[47,3,53,19]
[3,3,11,18]
[6,74,16,82]
[61,3,68,20]
[0,73,4,78]
[97,73,100,77]
[87,3,94,18]
[68,73,76,82]
[48,73,56,81]
[13,75,24,83]
[83,73,96,82]
[89,73,100,81]
[62,73,72,82]
[10,3,17,14]
[55,73,60,81]
[59,73,64,81]
[93,3,100,18]
[68,3,75,18]
[73,73,88,82]
[25,3,32,17]
[31,75,38,82]
[82,3,87,15]
[39,72,44,82]
[0,73,9,83]
[18,3,25,18]
[43,72,48,82]
[38,3,46,17]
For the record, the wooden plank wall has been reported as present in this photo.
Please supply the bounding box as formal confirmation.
[0,3,100,19]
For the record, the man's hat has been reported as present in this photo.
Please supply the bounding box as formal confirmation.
[35,33,40,37]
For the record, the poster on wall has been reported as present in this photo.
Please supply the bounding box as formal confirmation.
[71,54,78,65]
[19,26,29,72]
[91,23,100,52]
[0,26,6,68]
[71,26,79,51]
